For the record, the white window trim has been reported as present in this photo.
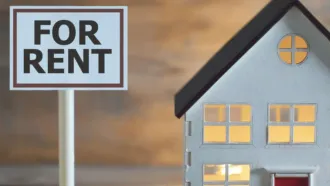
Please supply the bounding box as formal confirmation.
[267,103,317,145]
[277,33,309,65]
[203,164,251,186]
[265,166,318,174]
[203,103,253,145]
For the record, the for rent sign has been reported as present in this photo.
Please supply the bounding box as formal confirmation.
[10,6,127,90]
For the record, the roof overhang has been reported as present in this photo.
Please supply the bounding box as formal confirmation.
[174,0,330,118]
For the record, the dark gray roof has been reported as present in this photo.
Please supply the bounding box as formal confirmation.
[175,0,330,118]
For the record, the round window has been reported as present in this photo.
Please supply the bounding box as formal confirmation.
[278,34,309,64]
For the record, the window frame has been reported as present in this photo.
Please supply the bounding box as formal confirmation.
[203,163,251,186]
[267,103,317,145]
[277,33,309,65]
[203,103,253,145]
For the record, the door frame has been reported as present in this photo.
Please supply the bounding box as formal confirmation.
[271,173,312,186]
[266,166,318,186]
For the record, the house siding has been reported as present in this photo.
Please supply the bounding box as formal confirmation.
[185,7,330,186]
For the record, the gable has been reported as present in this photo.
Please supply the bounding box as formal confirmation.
[188,6,330,115]
[174,0,330,118]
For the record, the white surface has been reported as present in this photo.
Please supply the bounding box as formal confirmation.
[185,5,330,186]
[265,166,319,174]
[58,90,75,186]
[9,6,128,90]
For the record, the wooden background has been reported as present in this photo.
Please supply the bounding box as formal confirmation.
[0,0,329,165]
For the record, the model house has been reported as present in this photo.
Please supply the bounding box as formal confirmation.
[174,0,330,186]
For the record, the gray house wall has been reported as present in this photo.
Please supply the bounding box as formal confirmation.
[184,7,330,186]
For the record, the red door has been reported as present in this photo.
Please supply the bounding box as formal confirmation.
[275,177,308,186]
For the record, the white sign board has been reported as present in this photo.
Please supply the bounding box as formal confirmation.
[10,6,128,90]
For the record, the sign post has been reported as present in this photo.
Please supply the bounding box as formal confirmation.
[58,90,75,186]
[10,6,128,186]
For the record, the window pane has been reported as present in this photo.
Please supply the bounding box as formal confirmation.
[204,105,226,122]
[295,36,308,49]
[294,104,315,122]
[228,164,250,181]
[278,52,292,64]
[269,105,290,122]
[268,126,290,143]
[229,126,251,143]
[293,126,315,143]
[203,164,225,182]
[230,104,251,122]
[279,35,292,49]
[295,52,308,64]
[204,126,226,143]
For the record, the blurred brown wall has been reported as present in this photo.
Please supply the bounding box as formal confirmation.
[0,0,329,165]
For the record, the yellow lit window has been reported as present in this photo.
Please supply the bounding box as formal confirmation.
[268,126,290,143]
[293,126,315,143]
[203,164,250,186]
[204,126,226,143]
[294,104,316,122]
[228,164,250,181]
[229,126,251,143]
[204,104,226,122]
[278,35,292,49]
[204,104,252,144]
[269,105,290,122]
[279,52,292,63]
[230,104,251,122]
[278,34,308,64]
[203,164,225,182]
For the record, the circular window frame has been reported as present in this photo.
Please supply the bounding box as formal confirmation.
[277,33,309,65]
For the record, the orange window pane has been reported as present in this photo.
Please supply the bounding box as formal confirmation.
[295,36,308,49]
[278,52,292,64]
[295,52,308,64]
[269,105,291,122]
[268,126,291,143]
[204,126,226,143]
[228,164,250,181]
[293,126,315,143]
[204,104,226,122]
[229,126,251,143]
[229,104,251,122]
[279,36,292,49]
[203,164,225,182]
[294,104,316,122]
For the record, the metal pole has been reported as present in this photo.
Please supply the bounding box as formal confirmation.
[58,90,75,186]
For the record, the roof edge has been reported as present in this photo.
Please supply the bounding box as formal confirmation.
[174,0,330,118]
[295,1,330,41]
